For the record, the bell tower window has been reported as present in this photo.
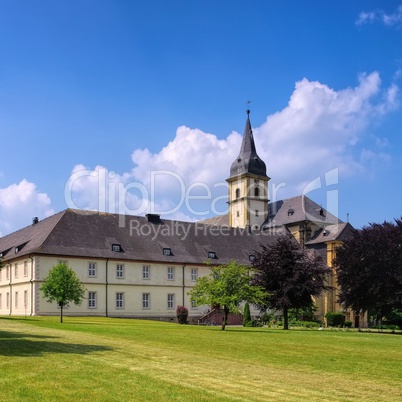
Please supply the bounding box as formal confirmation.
[235,188,240,199]
[254,187,260,197]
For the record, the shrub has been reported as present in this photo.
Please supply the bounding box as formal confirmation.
[325,312,346,327]
[344,321,353,328]
[260,312,273,325]
[176,305,189,324]
[243,303,252,327]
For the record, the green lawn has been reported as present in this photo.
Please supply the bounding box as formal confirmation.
[0,317,401,401]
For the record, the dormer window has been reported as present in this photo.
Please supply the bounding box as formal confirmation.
[249,255,256,262]
[208,251,217,259]
[163,248,172,256]
[112,244,121,252]
[288,208,294,216]
[15,246,19,254]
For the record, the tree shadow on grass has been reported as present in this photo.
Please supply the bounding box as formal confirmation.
[0,331,113,357]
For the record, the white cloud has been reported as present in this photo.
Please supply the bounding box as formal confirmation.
[356,5,402,27]
[0,72,398,234]
[0,179,54,236]
[62,71,398,222]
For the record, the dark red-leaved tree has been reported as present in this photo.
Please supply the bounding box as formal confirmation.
[252,234,331,330]
[334,219,402,322]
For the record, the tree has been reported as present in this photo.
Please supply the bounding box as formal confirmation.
[243,302,252,327]
[188,261,267,330]
[334,220,402,323]
[252,235,331,330]
[40,262,86,323]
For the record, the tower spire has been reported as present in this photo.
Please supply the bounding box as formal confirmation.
[229,109,267,179]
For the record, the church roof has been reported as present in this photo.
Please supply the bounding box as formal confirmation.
[229,110,268,179]
[0,209,280,266]
[262,195,342,228]
[306,222,355,245]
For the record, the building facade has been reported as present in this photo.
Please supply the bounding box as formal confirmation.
[0,111,365,326]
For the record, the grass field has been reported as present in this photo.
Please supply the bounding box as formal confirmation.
[0,317,401,401]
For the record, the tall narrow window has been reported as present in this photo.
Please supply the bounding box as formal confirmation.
[116,293,124,309]
[6,293,9,309]
[167,267,175,280]
[142,293,150,309]
[191,268,198,281]
[254,187,260,197]
[24,290,28,308]
[88,292,97,308]
[14,263,18,279]
[24,261,28,277]
[0,293,2,309]
[15,292,18,309]
[235,188,240,198]
[167,294,175,309]
[191,300,197,309]
[142,265,150,280]
[88,262,97,277]
[116,264,124,278]
[6,266,9,280]
[255,210,259,217]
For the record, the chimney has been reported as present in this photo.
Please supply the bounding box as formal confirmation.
[146,214,161,223]
[32,217,39,225]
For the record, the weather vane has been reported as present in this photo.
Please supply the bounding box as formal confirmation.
[246,100,251,115]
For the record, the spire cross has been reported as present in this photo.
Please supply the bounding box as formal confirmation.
[246,100,251,115]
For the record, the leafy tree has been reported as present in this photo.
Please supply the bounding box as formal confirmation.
[188,261,267,330]
[40,262,86,323]
[243,302,252,327]
[252,235,331,330]
[334,220,402,322]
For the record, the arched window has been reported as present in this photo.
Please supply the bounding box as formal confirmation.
[235,188,240,199]
[254,187,260,197]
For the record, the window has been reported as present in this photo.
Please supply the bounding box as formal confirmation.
[112,244,121,252]
[15,292,18,309]
[116,264,124,278]
[116,293,124,309]
[24,261,28,277]
[14,263,18,279]
[142,293,150,309]
[254,187,260,197]
[236,211,240,217]
[163,248,172,256]
[249,255,256,262]
[208,251,216,259]
[6,293,9,309]
[167,294,175,309]
[235,188,240,199]
[88,262,97,277]
[191,268,198,281]
[6,266,9,280]
[255,210,259,217]
[0,294,2,309]
[88,292,97,308]
[24,290,28,307]
[142,265,150,280]
[191,300,197,309]
[167,267,175,280]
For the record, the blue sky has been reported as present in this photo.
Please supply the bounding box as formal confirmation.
[0,0,401,235]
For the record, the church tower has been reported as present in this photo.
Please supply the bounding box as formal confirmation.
[227,110,270,229]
